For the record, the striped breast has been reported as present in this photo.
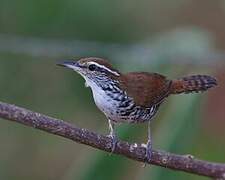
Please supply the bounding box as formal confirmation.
[98,81,161,123]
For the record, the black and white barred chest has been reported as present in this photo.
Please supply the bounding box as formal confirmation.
[87,78,159,124]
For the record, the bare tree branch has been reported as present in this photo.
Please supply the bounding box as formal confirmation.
[0,101,224,179]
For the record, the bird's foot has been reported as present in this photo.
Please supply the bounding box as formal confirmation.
[107,134,118,154]
[145,140,152,162]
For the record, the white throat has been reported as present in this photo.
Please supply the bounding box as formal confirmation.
[83,77,119,119]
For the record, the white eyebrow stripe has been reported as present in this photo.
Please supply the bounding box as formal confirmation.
[88,62,120,76]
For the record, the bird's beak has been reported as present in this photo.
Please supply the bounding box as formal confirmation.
[57,60,79,69]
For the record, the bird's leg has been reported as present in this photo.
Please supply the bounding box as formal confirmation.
[107,119,118,153]
[146,120,152,162]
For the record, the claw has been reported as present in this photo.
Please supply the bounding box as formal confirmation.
[146,140,152,162]
[107,119,118,153]
[145,120,152,163]
[107,134,118,153]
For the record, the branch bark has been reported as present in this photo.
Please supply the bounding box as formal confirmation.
[0,101,224,179]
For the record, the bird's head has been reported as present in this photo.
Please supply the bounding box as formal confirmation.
[58,57,120,87]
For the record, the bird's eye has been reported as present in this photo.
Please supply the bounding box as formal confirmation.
[88,64,97,71]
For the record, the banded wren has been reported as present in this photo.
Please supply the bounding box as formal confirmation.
[58,57,217,161]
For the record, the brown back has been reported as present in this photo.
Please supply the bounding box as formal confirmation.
[119,72,172,107]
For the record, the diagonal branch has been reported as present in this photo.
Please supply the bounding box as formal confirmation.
[0,101,224,179]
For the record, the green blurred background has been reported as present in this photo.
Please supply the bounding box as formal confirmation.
[0,0,225,179]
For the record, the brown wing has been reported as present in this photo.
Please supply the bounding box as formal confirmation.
[119,72,172,107]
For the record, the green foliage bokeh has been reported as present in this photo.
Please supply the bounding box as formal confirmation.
[0,0,224,180]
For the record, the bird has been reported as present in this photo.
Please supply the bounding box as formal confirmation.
[57,57,217,162]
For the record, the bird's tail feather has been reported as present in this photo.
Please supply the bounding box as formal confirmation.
[170,75,217,94]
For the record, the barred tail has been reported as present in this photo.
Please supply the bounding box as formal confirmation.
[170,75,217,94]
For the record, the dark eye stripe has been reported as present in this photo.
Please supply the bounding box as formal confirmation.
[88,63,107,73]
[88,62,120,76]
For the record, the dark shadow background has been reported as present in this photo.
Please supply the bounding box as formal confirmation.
[0,0,224,179]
